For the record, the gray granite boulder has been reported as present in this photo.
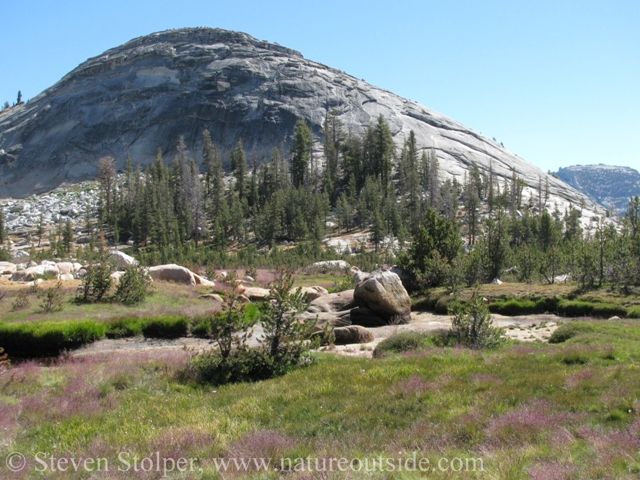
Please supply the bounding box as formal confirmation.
[352,270,411,325]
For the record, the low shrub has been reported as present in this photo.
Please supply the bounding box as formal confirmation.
[106,317,146,339]
[142,316,190,339]
[0,320,107,357]
[556,300,627,318]
[12,291,30,311]
[489,297,558,316]
[190,347,275,385]
[549,322,596,344]
[627,306,640,319]
[39,281,65,313]
[373,330,451,358]
[448,295,504,349]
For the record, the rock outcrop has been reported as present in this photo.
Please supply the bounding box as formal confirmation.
[352,270,411,325]
[0,28,602,220]
[308,290,355,313]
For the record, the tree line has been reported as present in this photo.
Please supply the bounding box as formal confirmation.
[84,111,640,292]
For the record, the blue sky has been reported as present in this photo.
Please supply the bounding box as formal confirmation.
[1,0,638,173]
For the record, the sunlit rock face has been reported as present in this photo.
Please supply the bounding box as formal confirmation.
[0,27,601,217]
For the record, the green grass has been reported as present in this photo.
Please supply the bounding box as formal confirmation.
[555,299,628,318]
[0,281,219,325]
[373,330,450,357]
[3,320,640,478]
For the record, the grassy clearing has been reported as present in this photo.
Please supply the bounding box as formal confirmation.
[0,281,218,325]
[1,319,640,478]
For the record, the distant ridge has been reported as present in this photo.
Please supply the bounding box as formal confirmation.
[556,164,640,215]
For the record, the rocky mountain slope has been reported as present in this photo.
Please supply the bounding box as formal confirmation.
[556,165,640,215]
[0,27,601,218]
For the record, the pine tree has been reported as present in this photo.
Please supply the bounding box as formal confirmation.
[231,139,247,200]
[291,119,312,188]
[464,169,480,245]
[427,149,440,209]
[399,130,421,232]
[0,207,5,245]
[62,219,74,254]
[322,110,344,205]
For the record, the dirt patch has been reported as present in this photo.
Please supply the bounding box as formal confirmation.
[72,311,560,360]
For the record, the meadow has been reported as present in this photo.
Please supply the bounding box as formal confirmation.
[1,317,640,478]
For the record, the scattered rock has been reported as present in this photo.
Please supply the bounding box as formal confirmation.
[333,326,374,345]
[490,278,503,285]
[58,273,75,281]
[9,249,30,264]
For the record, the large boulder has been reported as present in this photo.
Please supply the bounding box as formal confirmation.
[333,325,375,345]
[148,264,196,286]
[243,287,270,301]
[352,270,411,324]
[56,262,79,275]
[109,250,138,269]
[0,261,17,275]
[307,260,350,273]
[308,289,355,313]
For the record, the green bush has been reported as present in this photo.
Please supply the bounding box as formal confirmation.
[489,297,558,316]
[556,300,627,318]
[106,317,146,339]
[141,316,190,339]
[190,347,275,385]
[373,330,451,358]
[448,295,504,349]
[191,269,318,386]
[549,322,596,344]
[39,281,65,313]
[626,306,640,319]
[331,275,355,293]
[113,265,152,306]
[0,320,107,357]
